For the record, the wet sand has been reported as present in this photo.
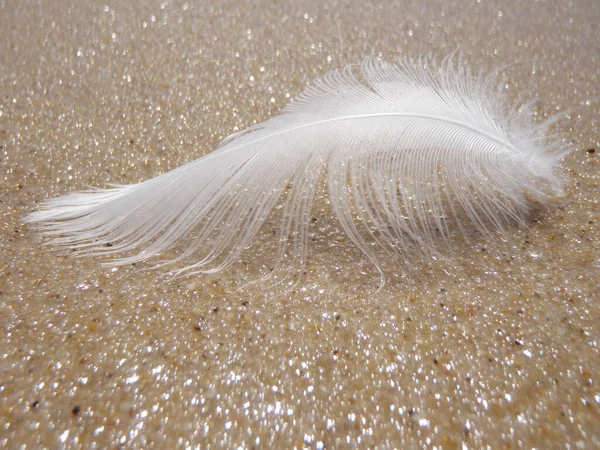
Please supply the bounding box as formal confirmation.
[1,0,599,448]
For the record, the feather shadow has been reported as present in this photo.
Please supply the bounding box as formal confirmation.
[24,55,569,283]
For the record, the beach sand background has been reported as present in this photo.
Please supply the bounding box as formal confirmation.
[1,0,599,448]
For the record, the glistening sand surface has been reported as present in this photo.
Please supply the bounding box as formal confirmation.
[1,0,599,448]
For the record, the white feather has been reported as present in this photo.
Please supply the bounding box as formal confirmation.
[24,55,567,279]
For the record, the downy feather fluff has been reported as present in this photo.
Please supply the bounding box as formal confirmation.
[24,55,566,279]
